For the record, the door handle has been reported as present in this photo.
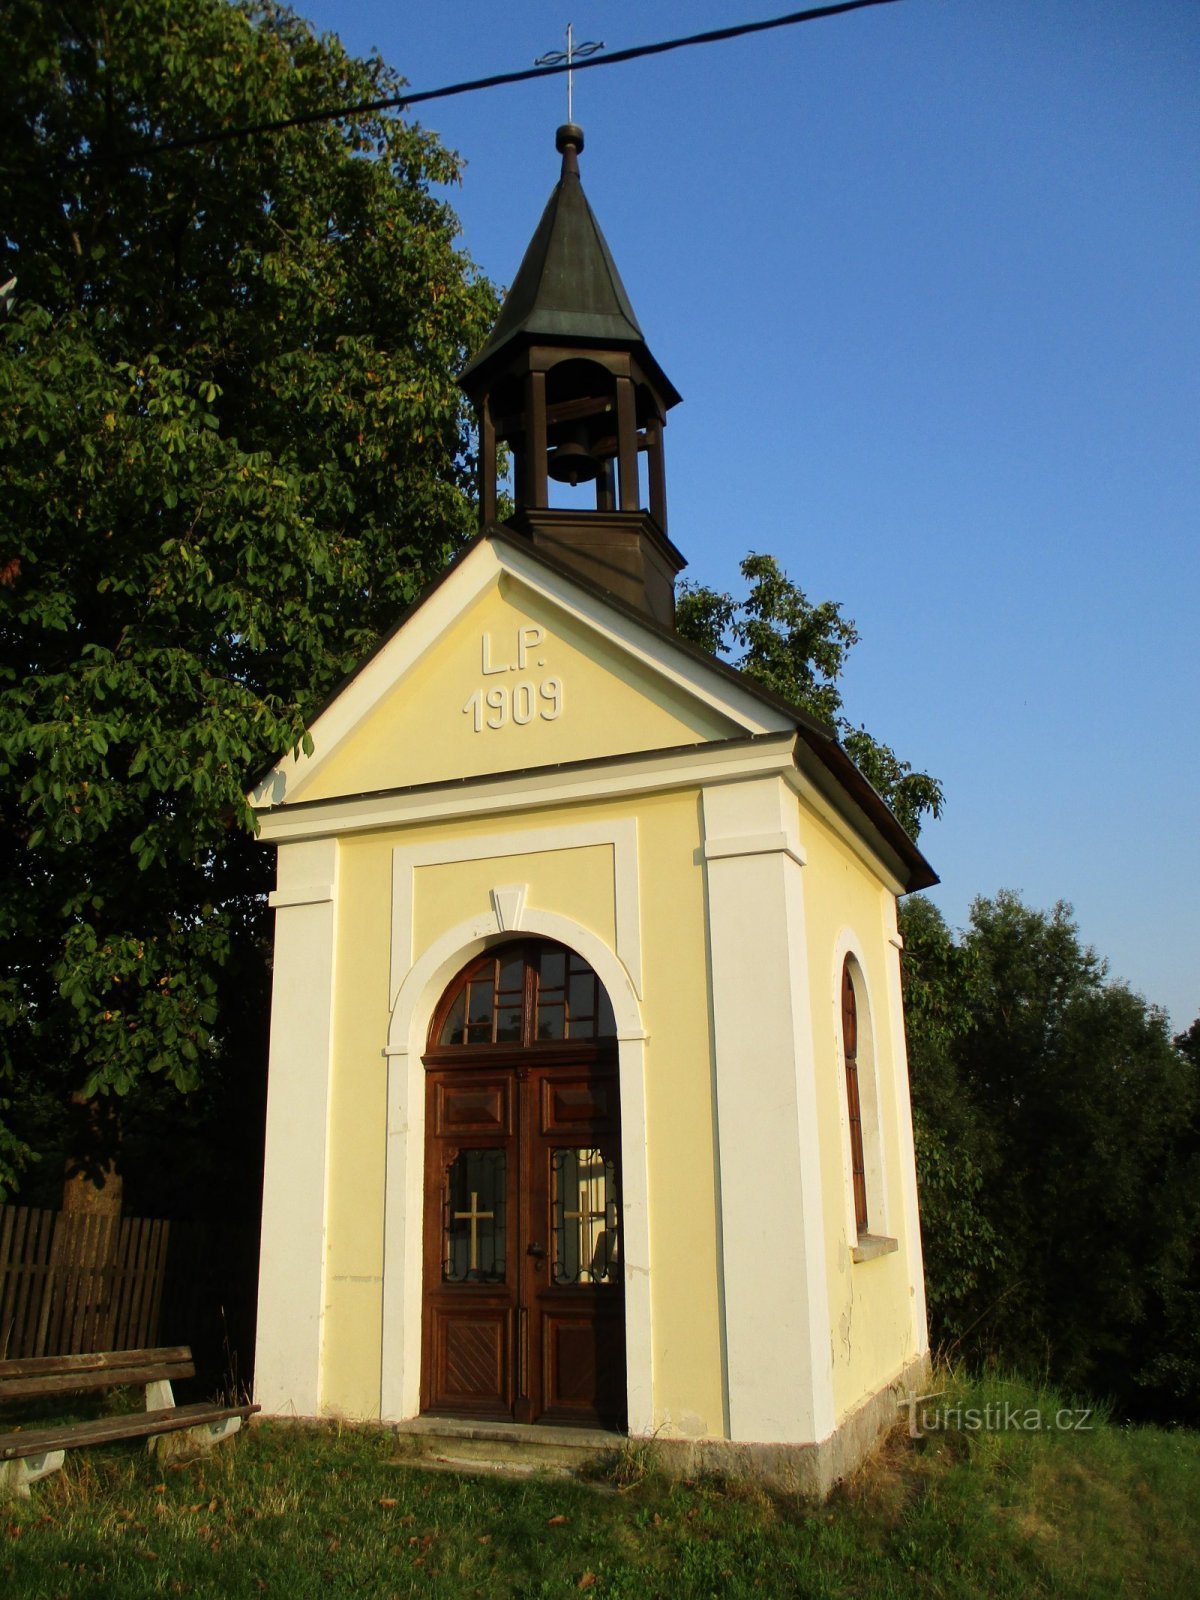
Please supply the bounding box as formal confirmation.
[527,1242,546,1260]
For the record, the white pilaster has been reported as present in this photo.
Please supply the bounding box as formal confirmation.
[616,1034,654,1436]
[884,902,929,1356]
[702,779,835,1445]
[254,838,339,1415]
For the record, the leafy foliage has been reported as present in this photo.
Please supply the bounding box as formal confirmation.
[898,896,1001,1329]
[676,553,943,837]
[0,0,498,1200]
[902,890,1200,1421]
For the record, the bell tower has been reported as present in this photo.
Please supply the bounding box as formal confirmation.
[459,124,685,627]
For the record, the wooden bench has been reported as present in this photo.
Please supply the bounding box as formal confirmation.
[0,1345,258,1497]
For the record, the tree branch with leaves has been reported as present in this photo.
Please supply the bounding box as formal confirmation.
[676,552,944,838]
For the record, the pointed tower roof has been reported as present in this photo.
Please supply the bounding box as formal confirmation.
[461,125,680,406]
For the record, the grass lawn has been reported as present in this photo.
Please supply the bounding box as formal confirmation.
[3,1373,1196,1598]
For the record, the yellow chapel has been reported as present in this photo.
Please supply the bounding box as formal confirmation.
[250,123,934,1492]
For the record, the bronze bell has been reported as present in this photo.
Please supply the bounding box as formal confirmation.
[546,422,602,486]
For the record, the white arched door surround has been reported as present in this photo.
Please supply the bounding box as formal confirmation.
[380,906,652,1433]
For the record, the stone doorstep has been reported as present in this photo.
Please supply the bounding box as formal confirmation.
[390,1416,622,1479]
[387,1455,580,1483]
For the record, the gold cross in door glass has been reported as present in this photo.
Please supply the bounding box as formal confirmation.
[454,1191,493,1271]
[552,1147,618,1285]
[444,1149,505,1282]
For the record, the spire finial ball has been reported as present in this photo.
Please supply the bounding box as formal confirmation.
[556,123,585,155]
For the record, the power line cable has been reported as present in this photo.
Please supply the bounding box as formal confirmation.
[144,0,901,157]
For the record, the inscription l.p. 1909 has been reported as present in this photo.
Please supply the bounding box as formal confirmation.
[463,626,563,732]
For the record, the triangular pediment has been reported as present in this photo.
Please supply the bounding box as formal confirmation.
[252,536,792,810]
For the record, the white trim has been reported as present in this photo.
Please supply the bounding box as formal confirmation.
[267,882,334,909]
[254,838,339,1417]
[489,884,527,932]
[379,910,652,1434]
[389,819,642,1008]
[255,544,508,808]
[701,778,835,1445]
[255,735,801,844]
[254,726,917,916]
[832,932,891,1246]
[883,896,929,1356]
[250,538,791,809]
[702,831,807,867]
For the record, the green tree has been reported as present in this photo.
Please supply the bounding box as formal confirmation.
[897,896,1001,1341]
[0,0,498,1203]
[902,890,1200,1420]
[676,553,943,837]
[1138,1016,1200,1415]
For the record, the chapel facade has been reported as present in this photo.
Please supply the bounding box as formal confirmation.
[251,124,933,1490]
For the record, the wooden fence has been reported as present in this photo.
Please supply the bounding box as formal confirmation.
[0,1205,170,1360]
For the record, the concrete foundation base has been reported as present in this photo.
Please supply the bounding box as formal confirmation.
[646,1354,932,1497]
[269,1353,931,1499]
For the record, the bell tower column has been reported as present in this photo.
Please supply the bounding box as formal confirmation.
[615,374,639,511]
[478,391,497,526]
[524,369,549,509]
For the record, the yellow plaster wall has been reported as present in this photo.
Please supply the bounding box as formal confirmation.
[632,791,726,1440]
[796,800,920,1421]
[412,846,617,957]
[318,788,726,1435]
[298,575,739,804]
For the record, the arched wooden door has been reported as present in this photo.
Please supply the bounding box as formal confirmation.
[421,940,625,1429]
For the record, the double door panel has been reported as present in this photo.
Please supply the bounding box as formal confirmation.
[421,1056,625,1428]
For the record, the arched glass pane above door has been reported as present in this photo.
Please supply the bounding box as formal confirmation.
[431,940,616,1050]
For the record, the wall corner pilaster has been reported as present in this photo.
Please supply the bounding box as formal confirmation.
[254,837,340,1416]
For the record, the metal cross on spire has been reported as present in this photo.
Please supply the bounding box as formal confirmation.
[535,22,605,125]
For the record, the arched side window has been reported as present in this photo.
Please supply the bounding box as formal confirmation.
[841,958,869,1235]
[429,940,616,1051]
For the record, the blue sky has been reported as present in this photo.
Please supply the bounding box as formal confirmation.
[295,1,1198,1031]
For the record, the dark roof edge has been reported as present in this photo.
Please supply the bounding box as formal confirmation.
[461,328,682,414]
[793,734,939,893]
